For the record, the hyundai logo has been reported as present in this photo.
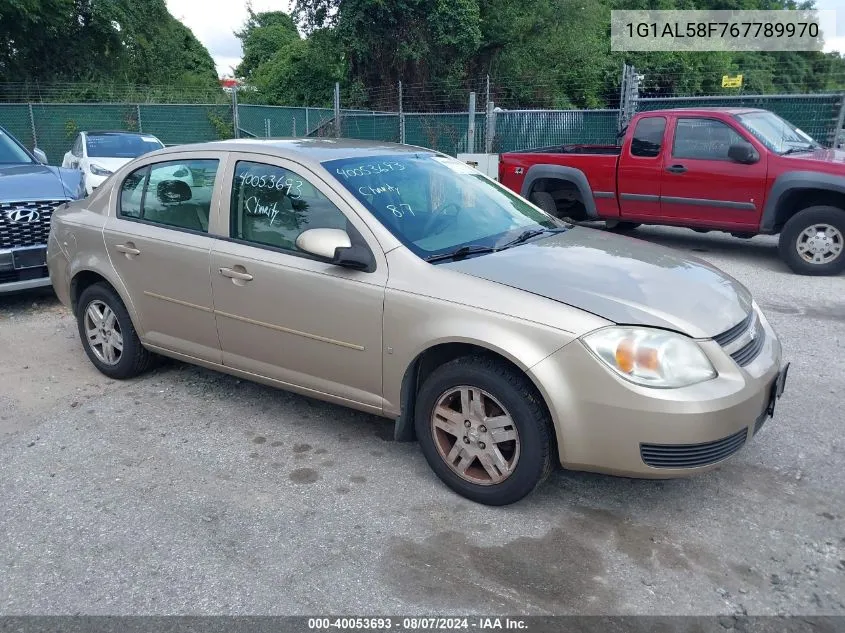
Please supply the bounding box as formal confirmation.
[4,208,41,224]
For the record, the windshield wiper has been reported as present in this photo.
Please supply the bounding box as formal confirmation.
[781,144,817,155]
[424,245,498,263]
[497,227,568,250]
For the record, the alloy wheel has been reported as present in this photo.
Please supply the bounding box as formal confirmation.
[84,300,124,366]
[430,386,521,485]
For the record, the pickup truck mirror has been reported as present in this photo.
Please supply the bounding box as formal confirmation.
[727,142,759,165]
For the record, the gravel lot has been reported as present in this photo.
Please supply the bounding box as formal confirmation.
[0,226,843,616]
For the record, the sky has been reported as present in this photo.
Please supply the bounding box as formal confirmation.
[165,0,844,79]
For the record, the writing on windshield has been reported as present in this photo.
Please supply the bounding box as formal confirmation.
[324,153,559,259]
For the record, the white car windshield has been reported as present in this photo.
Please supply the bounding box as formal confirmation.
[86,133,164,158]
[324,153,564,260]
[0,129,34,164]
[735,111,819,154]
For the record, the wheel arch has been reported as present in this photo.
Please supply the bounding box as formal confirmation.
[520,165,599,220]
[393,340,558,452]
[69,266,143,336]
[761,171,845,233]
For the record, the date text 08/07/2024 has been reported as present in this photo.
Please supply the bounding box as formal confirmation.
[307,617,528,630]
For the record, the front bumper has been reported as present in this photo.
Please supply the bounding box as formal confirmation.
[529,313,783,478]
[0,247,51,294]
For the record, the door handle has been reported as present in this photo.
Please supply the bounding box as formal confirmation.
[219,267,254,282]
[666,164,687,174]
[115,244,141,256]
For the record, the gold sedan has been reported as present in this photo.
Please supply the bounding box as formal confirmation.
[48,139,788,505]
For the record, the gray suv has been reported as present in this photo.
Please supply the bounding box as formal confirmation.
[0,125,84,293]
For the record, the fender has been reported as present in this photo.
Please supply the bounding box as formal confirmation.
[68,256,145,337]
[761,171,845,233]
[392,334,573,442]
[519,164,600,220]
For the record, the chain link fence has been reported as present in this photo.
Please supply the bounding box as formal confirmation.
[2,67,843,164]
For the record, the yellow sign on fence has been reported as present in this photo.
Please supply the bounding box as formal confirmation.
[722,74,743,88]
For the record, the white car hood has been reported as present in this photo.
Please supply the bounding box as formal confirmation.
[84,157,133,171]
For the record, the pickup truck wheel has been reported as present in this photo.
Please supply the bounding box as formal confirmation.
[606,221,641,233]
[529,191,558,216]
[414,356,554,506]
[778,206,845,276]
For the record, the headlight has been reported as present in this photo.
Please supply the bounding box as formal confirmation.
[89,164,112,176]
[582,326,716,388]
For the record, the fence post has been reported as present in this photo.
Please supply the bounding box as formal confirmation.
[232,86,240,138]
[292,117,297,137]
[334,82,341,138]
[834,93,845,148]
[27,103,37,149]
[467,91,476,153]
[305,108,310,136]
[618,63,639,131]
[485,100,496,153]
[485,74,490,113]
[398,81,406,144]
[136,104,143,133]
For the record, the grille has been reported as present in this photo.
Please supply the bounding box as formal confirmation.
[713,313,753,347]
[713,311,765,368]
[0,266,49,285]
[731,332,765,367]
[640,428,748,468]
[0,200,66,249]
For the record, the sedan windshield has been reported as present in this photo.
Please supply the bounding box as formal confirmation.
[86,133,164,158]
[324,153,563,260]
[735,111,819,154]
[0,128,34,164]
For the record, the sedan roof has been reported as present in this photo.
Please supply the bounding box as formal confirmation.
[142,138,436,164]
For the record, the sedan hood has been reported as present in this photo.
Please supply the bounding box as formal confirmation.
[441,227,752,339]
[0,164,82,201]
[86,157,132,172]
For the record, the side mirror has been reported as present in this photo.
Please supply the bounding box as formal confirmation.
[295,228,374,272]
[728,142,759,164]
[32,148,48,164]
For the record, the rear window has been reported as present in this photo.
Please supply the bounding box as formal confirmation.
[630,117,666,158]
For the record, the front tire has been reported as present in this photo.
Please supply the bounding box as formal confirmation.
[415,356,555,506]
[778,206,845,276]
[77,282,156,379]
[606,220,641,233]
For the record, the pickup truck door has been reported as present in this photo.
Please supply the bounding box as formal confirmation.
[616,116,667,219]
[658,116,767,229]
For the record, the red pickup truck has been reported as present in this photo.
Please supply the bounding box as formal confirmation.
[499,108,845,275]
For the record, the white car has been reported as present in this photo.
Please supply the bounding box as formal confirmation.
[62,131,192,195]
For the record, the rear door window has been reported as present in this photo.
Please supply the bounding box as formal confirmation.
[630,117,666,158]
[118,159,219,233]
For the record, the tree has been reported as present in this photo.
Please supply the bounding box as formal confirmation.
[0,0,219,92]
[235,9,301,79]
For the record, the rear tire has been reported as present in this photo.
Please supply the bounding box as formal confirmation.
[415,355,555,506]
[77,282,156,379]
[778,206,845,276]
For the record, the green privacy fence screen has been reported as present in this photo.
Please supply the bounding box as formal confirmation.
[637,94,844,147]
[492,109,620,152]
[0,103,232,165]
[0,93,842,164]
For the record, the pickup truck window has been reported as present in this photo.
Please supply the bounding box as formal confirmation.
[631,117,666,158]
[672,118,744,161]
